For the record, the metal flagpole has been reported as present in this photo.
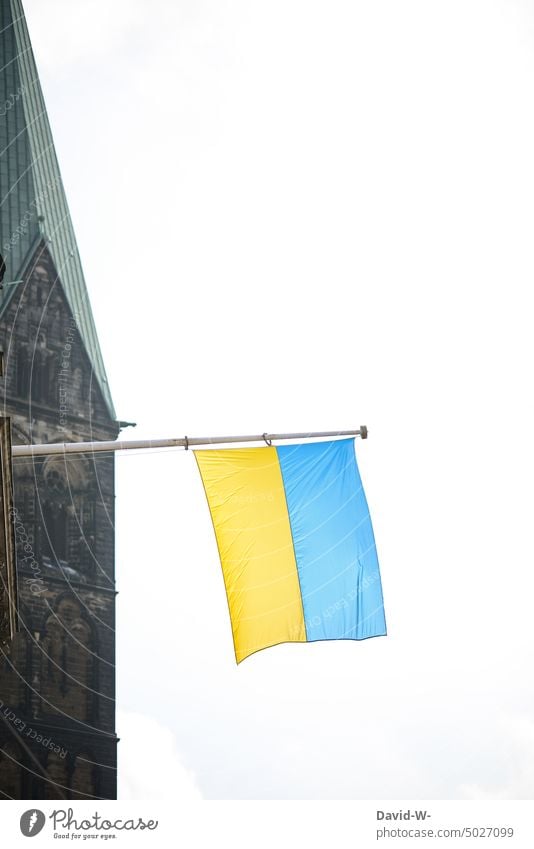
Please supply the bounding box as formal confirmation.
[11,427,368,458]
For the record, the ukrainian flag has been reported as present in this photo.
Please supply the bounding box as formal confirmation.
[195,438,386,663]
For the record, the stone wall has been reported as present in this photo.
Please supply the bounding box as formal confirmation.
[0,242,118,799]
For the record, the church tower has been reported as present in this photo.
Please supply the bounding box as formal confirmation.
[0,0,119,799]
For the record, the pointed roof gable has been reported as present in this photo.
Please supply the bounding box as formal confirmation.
[0,0,116,419]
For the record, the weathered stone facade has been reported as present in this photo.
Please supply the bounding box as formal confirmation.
[0,242,119,799]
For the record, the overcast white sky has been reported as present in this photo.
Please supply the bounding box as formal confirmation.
[22,0,534,799]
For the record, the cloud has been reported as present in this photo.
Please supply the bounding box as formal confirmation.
[458,716,534,800]
[117,710,203,800]
[23,0,148,70]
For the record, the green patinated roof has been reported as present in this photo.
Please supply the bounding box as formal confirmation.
[0,0,116,419]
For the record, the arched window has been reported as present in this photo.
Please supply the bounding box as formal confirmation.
[27,344,57,405]
[47,352,60,407]
[40,456,93,574]
[16,346,30,397]
[70,751,97,799]
[41,501,67,561]
[0,630,26,708]
[44,751,68,800]
[40,464,69,561]
[39,597,95,722]
[79,368,88,402]
[0,742,23,799]
[31,349,45,402]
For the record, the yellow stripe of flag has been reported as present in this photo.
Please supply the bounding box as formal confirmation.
[195,447,306,662]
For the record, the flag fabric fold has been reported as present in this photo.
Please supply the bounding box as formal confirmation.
[195,438,386,663]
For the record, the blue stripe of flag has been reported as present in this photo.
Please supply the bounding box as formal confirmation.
[276,439,386,642]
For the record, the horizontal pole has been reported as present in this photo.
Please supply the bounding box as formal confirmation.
[11,427,368,458]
